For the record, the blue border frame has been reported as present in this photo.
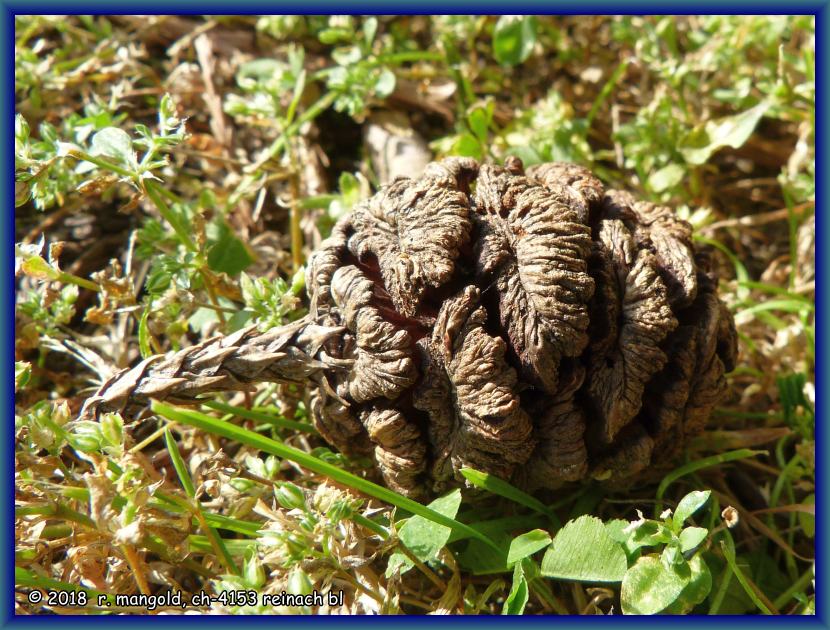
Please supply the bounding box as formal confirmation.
[4,4,827,627]
[0,2,828,13]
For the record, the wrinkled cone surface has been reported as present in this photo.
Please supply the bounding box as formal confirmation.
[84,158,738,500]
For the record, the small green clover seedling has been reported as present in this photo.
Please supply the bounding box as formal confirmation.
[617,490,714,614]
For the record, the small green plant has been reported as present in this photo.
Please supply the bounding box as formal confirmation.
[239,270,305,331]
[322,17,397,118]
[492,15,538,67]
[433,100,497,160]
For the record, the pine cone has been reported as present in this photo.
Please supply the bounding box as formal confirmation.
[83,157,738,500]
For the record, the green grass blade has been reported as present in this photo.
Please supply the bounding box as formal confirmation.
[297,194,339,210]
[164,427,239,575]
[707,564,733,614]
[144,536,215,578]
[736,280,813,301]
[772,566,814,611]
[202,513,263,537]
[202,400,317,434]
[143,178,198,252]
[16,502,96,529]
[152,401,500,552]
[460,467,555,521]
[738,298,814,317]
[694,235,750,300]
[164,428,196,498]
[351,512,391,539]
[719,533,775,614]
[655,448,766,513]
[195,515,239,575]
[189,535,257,556]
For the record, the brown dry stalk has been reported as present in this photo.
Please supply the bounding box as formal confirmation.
[82,318,348,419]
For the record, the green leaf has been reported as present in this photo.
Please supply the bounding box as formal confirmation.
[374,68,396,99]
[798,494,815,538]
[453,133,483,159]
[332,45,362,66]
[662,544,684,567]
[15,113,30,142]
[667,554,712,613]
[507,529,551,566]
[679,101,771,165]
[138,306,152,359]
[90,127,137,169]
[673,490,711,529]
[650,163,685,193]
[100,413,124,449]
[19,251,60,281]
[238,58,288,82]
[159,93,178,129]
[67,421,103,453]
[507,144,543,167]
[286,567,312,596]
[541,515,627,583]
[338,171,360,198]
[243,547,266,589]
[492,15,538,66]
[386,489,462,576]
[401,489,462,560]
[460,467,552,517]
[362,17,378,45]
[627,521,674,552]
[275,482,306,510]
[458,533,511,575]
[207,221,254,275]
[679,526,709,553]
[621,554,688,615]
[502,561,529,615]
[15,179,31,207]
[15,361,31,391]
[604,518,631,543]
[318,30,343,45]
[468,105,492,143]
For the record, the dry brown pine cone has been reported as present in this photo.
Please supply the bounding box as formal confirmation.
[83,157,738,500]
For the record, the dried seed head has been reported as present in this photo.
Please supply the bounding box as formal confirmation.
[84,158,738,500]
[306,158,737,497]
[721,505,740,528]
